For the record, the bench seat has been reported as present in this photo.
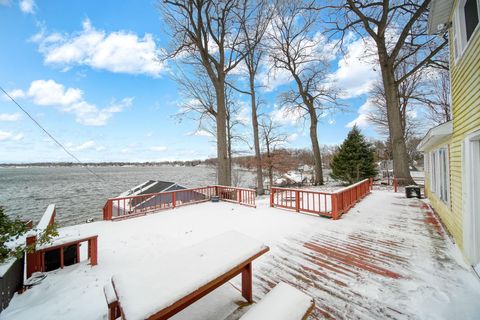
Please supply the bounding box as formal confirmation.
[240,282,314,320]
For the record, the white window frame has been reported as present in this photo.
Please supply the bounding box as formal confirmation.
[453,0,480,63]
[428,146,450,205]
[463,130,480,265]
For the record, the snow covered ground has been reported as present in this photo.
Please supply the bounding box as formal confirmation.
[2,190,480,319]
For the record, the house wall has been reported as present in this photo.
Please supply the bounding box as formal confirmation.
[447,1,480,252]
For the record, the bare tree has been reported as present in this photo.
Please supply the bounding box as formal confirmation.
[268,1,341,185]
[160,0,250,185]
[321,0,448,184]
[174,67,246,182]
[259,117,287,188]
[367,72,425,142]
[233,0,272,195]
[420,68,451,125]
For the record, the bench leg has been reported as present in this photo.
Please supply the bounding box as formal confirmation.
[242,263,253,303]
[108,302,121,320]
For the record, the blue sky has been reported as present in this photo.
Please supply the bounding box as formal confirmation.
[0,0,379,163]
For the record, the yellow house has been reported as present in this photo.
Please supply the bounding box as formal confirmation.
[419,0,480,268]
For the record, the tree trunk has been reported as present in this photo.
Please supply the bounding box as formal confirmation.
[309,108,324,185]
[226,111,232,186]
[379,56,414,186]
[215,80,231,186]
[266,140,273,189]
[249,74,264,195]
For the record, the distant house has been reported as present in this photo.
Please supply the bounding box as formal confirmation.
[419,0,480,269]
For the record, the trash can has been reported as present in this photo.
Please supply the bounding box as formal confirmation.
[405,186,421,198]
[211,195,220,203]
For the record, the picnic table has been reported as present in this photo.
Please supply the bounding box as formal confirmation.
[108,231,269,320]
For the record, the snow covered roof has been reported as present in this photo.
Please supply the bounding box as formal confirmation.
[428,0,454,34]
[417,121,453,151]
[118,180,185,197]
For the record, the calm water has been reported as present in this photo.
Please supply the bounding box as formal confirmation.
[0,166,254,227]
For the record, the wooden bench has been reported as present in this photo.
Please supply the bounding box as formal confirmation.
[104,281,121,320]
[107,231,269,320]
[240,282,314,320]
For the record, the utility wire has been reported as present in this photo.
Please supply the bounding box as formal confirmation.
[1,86,107,182]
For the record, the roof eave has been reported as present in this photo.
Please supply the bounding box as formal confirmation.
[417,121,453,151]
[428,0,455,35]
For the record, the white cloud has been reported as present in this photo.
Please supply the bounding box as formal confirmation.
[28,80,82,106]
[149,146,167,152]
[14,79,132,126]
[258,67,292,92]
[346,100,375,128]
[69,140,96,151]
[0,113,21,121]
[33,19,166,77]
[270,105,304,125]
[19,0,34,14]
[329,37,378,99]
[187,129,213,137]
[287,133,298,142]
[0,130,24,141]
[6,89,25,99]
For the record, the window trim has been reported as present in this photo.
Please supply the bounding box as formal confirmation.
[453,0,480,63]
[463,130,480,265]
[428,145,451,206]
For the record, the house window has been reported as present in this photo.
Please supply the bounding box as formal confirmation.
[465,0,479,41]
[453,0,480,61]
[429,147,450,204]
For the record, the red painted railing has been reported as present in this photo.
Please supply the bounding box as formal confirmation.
[270,178,373,220]
[103,185,256,220]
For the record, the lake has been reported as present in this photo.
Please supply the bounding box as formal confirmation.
[0,166,255,227]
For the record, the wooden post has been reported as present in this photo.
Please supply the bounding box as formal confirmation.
[331,194,339,220]
[88,237,98,266]
[26,234,38,278]
[238,189,242,204]
[394,177,398,193]
[172,192,176,208]
[60,247,64,268]
[270,189,274,207]
[295,190,300,212]
[241,263,253,303]
[104,200,113,220]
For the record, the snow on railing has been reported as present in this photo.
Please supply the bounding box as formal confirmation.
[103,185,256,221]
[270,178,373,220]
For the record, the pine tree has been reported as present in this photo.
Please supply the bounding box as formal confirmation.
[330,126,378,184]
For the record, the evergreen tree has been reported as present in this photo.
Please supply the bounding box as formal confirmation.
[330,126,377,184]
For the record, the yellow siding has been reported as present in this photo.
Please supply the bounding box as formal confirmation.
[446,13,480,251]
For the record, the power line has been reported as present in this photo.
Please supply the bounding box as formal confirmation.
[1,86,107,183]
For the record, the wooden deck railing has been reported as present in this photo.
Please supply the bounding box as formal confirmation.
[270,178,373,219]
[103,185,256,220]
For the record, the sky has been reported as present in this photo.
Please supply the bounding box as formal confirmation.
[0,0,380,163]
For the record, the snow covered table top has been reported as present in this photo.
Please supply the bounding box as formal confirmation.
[111,230,269,320]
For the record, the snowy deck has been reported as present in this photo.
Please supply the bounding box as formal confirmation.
[2,190,480,319]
